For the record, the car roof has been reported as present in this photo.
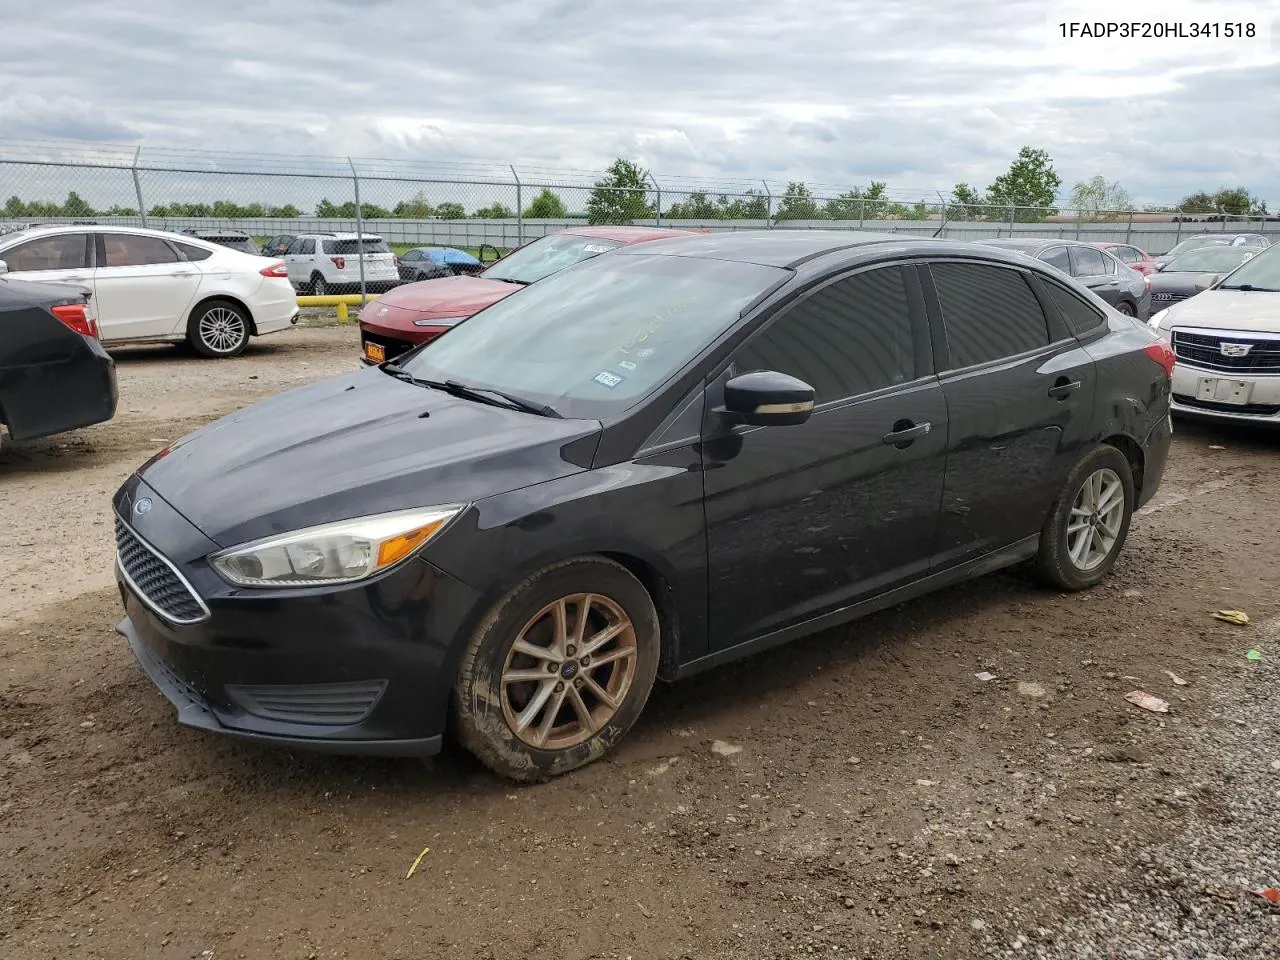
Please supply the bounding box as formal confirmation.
[0,222,225,248]
[555,225,698,244]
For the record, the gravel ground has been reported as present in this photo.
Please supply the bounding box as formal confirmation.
[2,321,1279,959]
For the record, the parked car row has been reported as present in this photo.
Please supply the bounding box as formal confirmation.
[112,227,1179,785]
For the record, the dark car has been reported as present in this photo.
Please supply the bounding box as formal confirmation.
[0,270,117,455]
[395,246,484,282]
[1148,245,1260,311]
[111,231,1173,782]
[180,229,258,255]
[975,238,1152,319]
[261,234,296,258]
[1154,233,1271,268]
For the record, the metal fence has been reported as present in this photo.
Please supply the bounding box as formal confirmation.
[2,139,1277,255]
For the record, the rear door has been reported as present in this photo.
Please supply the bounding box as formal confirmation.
[1068,245,1122,307]
[703,263,947,649]
[921,259,1098,568]
[284,237,313,286]
[92,233,202,341]
[0,232,94,292]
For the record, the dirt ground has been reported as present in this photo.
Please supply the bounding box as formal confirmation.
[2,324,1278,959]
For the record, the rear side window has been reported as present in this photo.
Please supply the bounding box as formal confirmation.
[2,233,90,271]
[174,242,214,262]
[1042,281,1106,337]
[734,266,919,404]
[322,238,389,254]
[101,234,180,268]
[929,262,1050,368]
[1070,246,1107,278]
[1115,246,1141,264]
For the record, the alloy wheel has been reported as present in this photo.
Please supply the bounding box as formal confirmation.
[1066,467,1125,571]
[197,306,247,354]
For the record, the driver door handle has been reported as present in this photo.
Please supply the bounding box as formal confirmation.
[882,420,932,446]
[1048,377,1082,399]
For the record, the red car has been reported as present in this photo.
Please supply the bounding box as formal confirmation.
[1092,242,1159,276]
[358,225,697,365]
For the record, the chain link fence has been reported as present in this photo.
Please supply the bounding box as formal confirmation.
[2,139,1277,256]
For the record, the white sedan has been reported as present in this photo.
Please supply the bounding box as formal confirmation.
[0,224,298,357]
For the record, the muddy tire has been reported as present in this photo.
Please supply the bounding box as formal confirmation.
[1034,444,1135,591]
[453,557,660,783]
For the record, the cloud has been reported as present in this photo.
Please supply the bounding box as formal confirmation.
[0,0,1276,209]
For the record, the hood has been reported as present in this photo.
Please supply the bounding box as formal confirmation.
[369,275,519,324]
[138,367,600,547]
[1153,289,1280,333]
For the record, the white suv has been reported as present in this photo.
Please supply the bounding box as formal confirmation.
[284,233,399,295]
[0,223,298,358]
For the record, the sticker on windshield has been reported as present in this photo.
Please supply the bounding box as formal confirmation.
[617,360,638,371]
[593,371,625,389]
[636,348,655,359]
[582,244,612,254]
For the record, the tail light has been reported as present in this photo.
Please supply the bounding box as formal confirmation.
[331,257,345,270]
[51,302,99,339]
[1144,341,1175,378]
[260,261,289,278]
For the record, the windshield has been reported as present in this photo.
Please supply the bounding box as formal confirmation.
[482,233,624,285]
[1165,237,1230,257]
[323,238,389,254]
[1216,245,1280,291]
[395,253,787,419]
[1164,248,1255,273]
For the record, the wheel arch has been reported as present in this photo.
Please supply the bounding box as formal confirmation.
[186,293,258,336]
[1100,433,1145,500]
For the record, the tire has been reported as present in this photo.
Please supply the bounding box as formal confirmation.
[1115,301,1135,317]
[1034,445,1135,591]
[311,273,327,296]
[187,299,250,358]
[453,556,661,782]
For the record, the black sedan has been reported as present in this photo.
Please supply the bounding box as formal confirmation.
[111,231,1172,781]
[1149,246,1259,311]
[0,271,117,456]
[976,238,1151,319]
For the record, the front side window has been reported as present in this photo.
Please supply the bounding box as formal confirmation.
[2,233,89,272]
[397,253,786,419]
[482,233,624,285]
[929,262,1050,368]
[733,267,919,404]
[1040,246,1071,274]
[101,234,180,268]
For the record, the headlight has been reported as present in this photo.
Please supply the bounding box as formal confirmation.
[412,316,466,327]
[210,505,464,588]
[1148,309,1166,330]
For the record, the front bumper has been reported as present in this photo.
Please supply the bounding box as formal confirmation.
[112,482,482,756]
[1170,363,1280,423]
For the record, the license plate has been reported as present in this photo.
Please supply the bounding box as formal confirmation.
[364,341,386,363]
[1196,376,1252,405]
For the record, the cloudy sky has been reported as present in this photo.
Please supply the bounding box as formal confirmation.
[0,0,1277,209]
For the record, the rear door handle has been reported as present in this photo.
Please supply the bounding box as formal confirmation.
[882,420,931,447]
[1048,378,1082,399]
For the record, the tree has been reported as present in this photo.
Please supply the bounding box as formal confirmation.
[267,204,300,218]
[473,202,513,219]
[775,182,825,221]
[986,147,1061,221]
[824,183,886,220]
[1070,175,1133,221]
[586,159,654,225]
[1178,186,1268,217]
[392,191,434,219]
[665,191,720,219]
[62,191,94,218]
[523,188,567,219]
[434,202,465,220]
[945,184,988,221]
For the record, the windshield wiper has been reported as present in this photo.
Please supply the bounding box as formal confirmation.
[486,275,530,286]
[1219,284,1280,292]
[383,363,433,387]
[384,365,561,417]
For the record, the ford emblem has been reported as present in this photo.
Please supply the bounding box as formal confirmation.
[134,497,153,516]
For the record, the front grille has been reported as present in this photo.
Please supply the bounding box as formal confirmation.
[225,681,388,725]
[1151,292,1188,303]
[1171,330,1280,375]
[1173,394,1280,416]
[115,517,208,624]
[449,263,485,276]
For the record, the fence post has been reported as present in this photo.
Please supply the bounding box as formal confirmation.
[1075,207,1082,240]
[1174,208,1184,248]
[1125,211,1133,245]
[648,173,662,226]
[859,199,866,230]
[1008,204,1015,238]
[761,180,772,228]
[132,146,148,228]
[348,157,367,308]
[510,165,523,246]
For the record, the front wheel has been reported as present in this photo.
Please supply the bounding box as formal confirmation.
[1115,301,1136,317]
[188,300,250,358]
[310,273,327,296]
[453,557,661,782]
[1034,445,1135,590]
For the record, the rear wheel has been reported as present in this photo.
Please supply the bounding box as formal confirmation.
[187,300,250,358]
[1115,301,1135,317]
[453,557,660,782]
[1034,445,1135,591]
[311,273,327,296]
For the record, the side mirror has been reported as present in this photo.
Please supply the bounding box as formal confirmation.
[0,259,7,276]
[719,370,815,427]
[1195,273,1221,291]
[1155,262,1166,272]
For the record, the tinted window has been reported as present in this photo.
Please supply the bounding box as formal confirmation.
[1116,246,1141,263]
[1071,246,1107,277]
[322,238,389,254]
[1042,282,1105,337]
[301,239,315,254]
[930,262,1050,368]
[174,242,214,262]
[101,234,179,267]
[1040,246,1070,274]
[2,233,89,272]
[733,267,917,403]
[1100,251,1118,274]
[401,249,420,261]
